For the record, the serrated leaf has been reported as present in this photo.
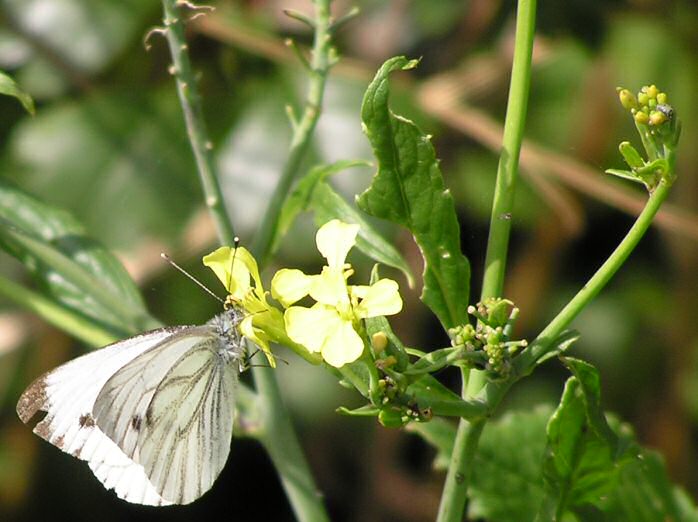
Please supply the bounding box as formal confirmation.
[0,71,35,115]
[467,406,554,522]
[597,449,698,522]
[357,56,470,330]
[537,358,637,520]
[0,180,156,336]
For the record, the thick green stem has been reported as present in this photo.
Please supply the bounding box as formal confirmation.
[516,176,675,371]
[436,2,537,521]
[160,2,327,519]
[161,0,235,244]
[251,0,334,263]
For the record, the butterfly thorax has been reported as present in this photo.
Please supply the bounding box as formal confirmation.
[208,307,245,364]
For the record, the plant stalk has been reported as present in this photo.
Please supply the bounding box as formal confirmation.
[517,176,675,371]
[161,0,236,244]
[160,1,328,519]
[251,0,334,263]
[436,1,537,520]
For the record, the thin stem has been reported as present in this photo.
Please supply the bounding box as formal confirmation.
[253,367,329,522]
[516,176,674,372]
[436,2,537,521]
[251,0,335,263]
[160,2,328,519]
[161,0,235,244]
[480,0,537,301]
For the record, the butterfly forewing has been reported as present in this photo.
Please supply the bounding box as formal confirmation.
[16,327,189,506]
[17,309,244,506]
[92,327,216,459]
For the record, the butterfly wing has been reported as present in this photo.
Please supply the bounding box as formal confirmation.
[16,327,189,506]
[138,338,237,504]
[93,327,239,504]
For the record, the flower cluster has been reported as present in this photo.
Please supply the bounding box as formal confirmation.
[608,85,680,191]
[271,220,402,367]
[448,298,527,379]
[203,220,403,369]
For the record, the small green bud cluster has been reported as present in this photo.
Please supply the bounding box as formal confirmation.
[449,298,527,380]
[617,85,673,128]
[608,85,680,190]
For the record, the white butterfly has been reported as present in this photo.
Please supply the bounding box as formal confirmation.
[16,307,246,506]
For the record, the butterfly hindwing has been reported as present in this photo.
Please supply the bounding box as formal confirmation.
[136,338,237,504]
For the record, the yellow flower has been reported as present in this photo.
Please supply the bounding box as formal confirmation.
[203,246,279,367]
[271,220,403,368]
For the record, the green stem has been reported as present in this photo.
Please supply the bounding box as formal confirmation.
[160,2,327,519]
[516,176,675,372]
[161,0,235,244]
[0,275,117,347]
[436,2,537,521]
[253,367,329,522]
[251,0,334,263]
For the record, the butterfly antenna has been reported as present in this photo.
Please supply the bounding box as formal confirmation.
[226,236,241,292]
[160,253,225,304]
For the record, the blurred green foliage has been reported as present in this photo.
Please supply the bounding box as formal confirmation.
[1,1,697,521]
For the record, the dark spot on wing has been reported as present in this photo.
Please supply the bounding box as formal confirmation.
[16,377,49,423]
[131,415,142,431]
[79,413,95,428]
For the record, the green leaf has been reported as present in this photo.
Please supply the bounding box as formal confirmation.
[0,180,156,336]
[467,406,554,522]
[313,182,414,287]
[605,169,645,185]
[357,56,470,330]
[276,160,415,286]
[0,71,35,115]
[537,358,637,520]
[274,160,366,251]
[597,449,698,522]
[407,374,486,419]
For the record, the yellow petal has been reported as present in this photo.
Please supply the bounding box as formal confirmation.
[316,220,359,269]
[203,246,255,299]
[241,315,276,367]
[309,266,348,308]
[271,268,313,307]
[203,246,234,289]
[284,305,342,354]
[321,320,365,367]
[353,278,403,318]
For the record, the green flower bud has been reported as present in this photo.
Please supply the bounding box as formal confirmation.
[372,331,388,352]
[649,110,667,126]
[617,88,638,110]
[619,141,644,169]
[645,84,659,99]
[657,92,668,105]
[637,92,649,106]
[634,111,649,125]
